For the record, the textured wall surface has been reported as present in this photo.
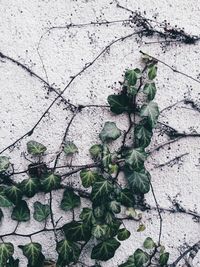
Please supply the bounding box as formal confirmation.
[0,0,200,266]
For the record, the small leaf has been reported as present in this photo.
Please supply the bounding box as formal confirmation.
[92,224,109,239]
[0,191,13,207]
[134,124,152,148]
[119,255,136,267]
[89,144,103,160]
[102,145,112,169]
[117,228,130,241]
[41,173,61,192]
[0,243,14,266]
[134,249,149,267]
[128,86,137,96]
[80,170,98,188]
[0,209,3,223]
[79,208,95,225]
[99,122,121,142]
[6,257,19,267]
[107,94,130,114]
[0,156,10,173]
[143,237,155,249]
[60,189,80,211]
[109,201,121,214]
[117,188,135,207]
[20,178,40,198]
[159,252,169,266]
[33,201,50,222]
[63,221,91,242]
[91,179,113,204]
[148,65,157,80]
[91,238,120,261]
[140,101,159,128]
[125,168,150,194]
[27,141,47,156]
[124,147,147,170]
[56,239,80,265]
[143,83,156,100]
[5,186,23,204]
[11,200,30,222]
[125,69,140,86]
[64,142,78,156]
[137,224,146,232]
[19,242,44,267]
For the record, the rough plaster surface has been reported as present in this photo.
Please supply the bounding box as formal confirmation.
[0,0,200,266]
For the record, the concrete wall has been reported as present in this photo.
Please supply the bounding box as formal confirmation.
[0,0,200,266]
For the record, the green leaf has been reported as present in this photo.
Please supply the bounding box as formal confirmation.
[63,221,91,242]
[5,186,23,204]
[79,208,95,225]
[119,255,136,267]
[102,145,112,169]
[134,249,149,267]
[140,101,159,128]
[99,122,121,142]
[106,220,121,238]
[11,200,30,222]
[125,69,141,86]
[143,237,155,249]
[80,170,98,188]
[20,178,40,198]
[137,224,146,232]
[124,147,147,170]
[143,83,156,100]
[64,142,78,156]
[91,238,120,261]
[92,224,109,239]
[0,157,10,173]
[0,209,3,223]
[93,205,105,219]
[107,94,130,114]
[6,257,19,267]
[125,168,150,194]
[33,201,50,222]
[91,179,113,204]
[117,188,135,207]
[41,173,61,192]
[117,228,130,241]
[148,65,157,80]
[0,243,14,266]
[19,243,44,267]
[109,201,121,214]
[159,252,169,266]
[128,86,137,96]
[89,144,103,160]
[56,240,80,265]
[60,189,80,211]
[134,124,152,148]
[0,191,12,207]
[27,141,47,156]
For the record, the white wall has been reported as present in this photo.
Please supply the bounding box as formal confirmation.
[0,0,200,266]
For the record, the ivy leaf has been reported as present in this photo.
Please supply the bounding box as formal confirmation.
[119,255,136,267]
[5,186,23,204]
[56,240,80,265]
[117,188,135,207]
[64,142,78,156]
[11,200,30,222]
[106,220,121,238]
[79,208,95,225]
[140,101,159,128]
[0,156,10,173]
[134,124,152,148]
[80,170,98,188]
[63,221,91,242]
[93,205,105,219]
[159,252,169,266]
[124,147,147,170]
[99,122,121,142]
[60,189,80,211]
[134,249,149,267]
[137,224,146,232]
[148,65,157,80]
[125,168,150,194]
[41,173,61,192]
[33,201,50,222]
[19,243,44,267]
[92,224,109,239]
[143,83,156,101]
[125,69,141,86]
[20,178,40,198]
[102,145,112,169]
[128,86,137,96]
[0,191,13,207]
[109,201,121,214]
[6,257,19,267]
[117,228,131,241]
[91,179,113,204]
[107,94,130,114]
[91,238,120,261]
[0,243,14,266]
[0,209,3,222]
[143,237,155,249]
[27,141,47,156]
[89,144,103,160]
